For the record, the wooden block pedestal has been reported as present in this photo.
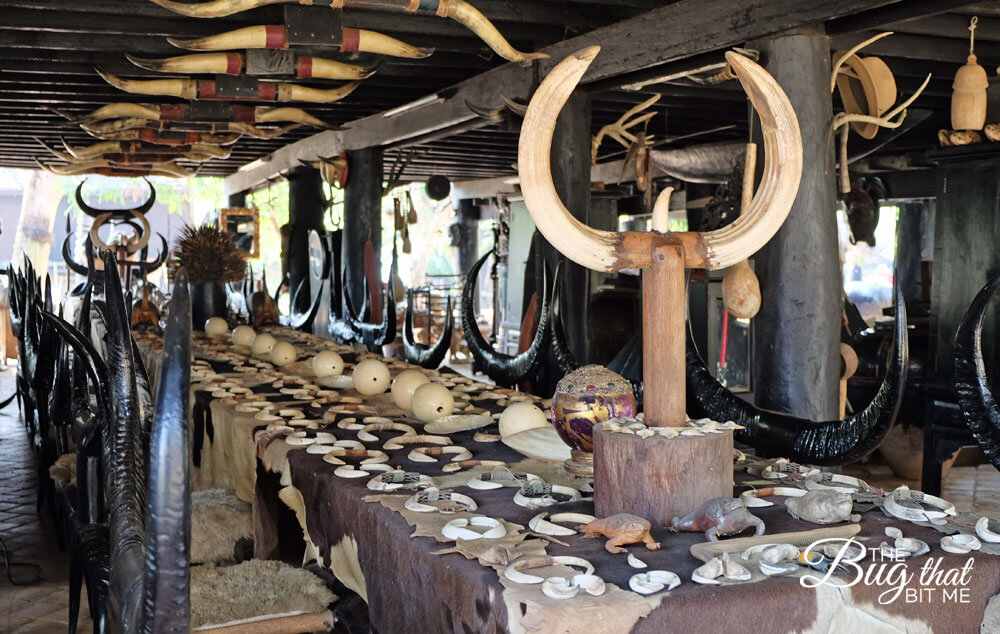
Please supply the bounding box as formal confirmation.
[592,423,734,525]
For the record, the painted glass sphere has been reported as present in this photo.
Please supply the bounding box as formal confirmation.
[391,369,430,410]
[353,359,391,395]
[551,365,637,452]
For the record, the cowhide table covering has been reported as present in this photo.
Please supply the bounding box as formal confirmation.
[136,327,1000,633]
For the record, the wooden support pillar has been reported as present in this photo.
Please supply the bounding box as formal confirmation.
[288,166,325,312]
[343,147,383,319]
[896,201,925,304]
[228,190,247,209]
[12,169,60,273]
[456,198,480,294]
[549,92,591,364]
[751,28,841,420]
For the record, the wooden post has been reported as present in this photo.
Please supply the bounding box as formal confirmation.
[642,239,687,427]
[343,147,383,320]
[288,166,325,313]
[11,169,60,273]
[752,28,841,420]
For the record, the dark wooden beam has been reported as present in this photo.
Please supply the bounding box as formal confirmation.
[226,0,898,192]
[826,0,977,34]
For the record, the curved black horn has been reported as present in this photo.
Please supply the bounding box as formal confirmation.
[76,178,157,220]
[549,260,579,376]
[686,285,908,466]
[461,251,550,386]
[131,233,169,273]
[403,289,453,369]
[343,268,394,352]
[75,180,102,219]
[134,177,156,215]
[62,232,90,277]
[954,274,1000,468]
[286,277,324,331]
[142,267,191,631]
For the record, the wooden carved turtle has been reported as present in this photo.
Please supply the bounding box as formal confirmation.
[578,513,661,554]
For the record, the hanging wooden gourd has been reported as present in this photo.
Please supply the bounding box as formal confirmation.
[952,16,989,131]
[401,223,412,254]
[720,142,762,319]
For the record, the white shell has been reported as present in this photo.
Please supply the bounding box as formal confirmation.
[269,341,297,366]
[352,359,391,395]
[976,517,1000,543]
[627,554,647,569]
[250,332,277,357]
[573,574,606,596]
[319,374,355,389]
[498,402,548,438]
[528,512,576,536]
[204,316,229,336]
[411,383,455,422]
[231,324,256,346]
[312,350,344,377]
[941,533,982,554]
[541,577,579,599]
[692,557,725,585]
[629,570,681,594]
[391,369,430,410]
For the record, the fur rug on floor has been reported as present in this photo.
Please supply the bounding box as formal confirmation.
[191,559,336,629]
[191,488,253,564]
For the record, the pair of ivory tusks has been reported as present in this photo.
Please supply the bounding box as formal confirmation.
[518,46,802,273]
[68,102,330,128]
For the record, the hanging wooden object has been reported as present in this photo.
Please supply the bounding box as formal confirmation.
[721,143,761,319]
[518,47,802,522]
[952,17,988,131]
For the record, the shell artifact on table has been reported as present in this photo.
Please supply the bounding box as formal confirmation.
[391,369,430,410]
[269,341,297,367]
[551,364,637,475]
[629,570,680,594]
[785,490,860,525]
[692,553,751,585]
[353,359,391,395]
[411,382,455,422]
[312,350,344,377]
[499,402,548,437]
[250,332,276,357]
[941,533,982,554]
[671,497,765,541]
[577,513,660,554]
[976,517,1000,543]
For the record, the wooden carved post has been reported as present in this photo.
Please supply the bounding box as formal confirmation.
[518,47,802,523]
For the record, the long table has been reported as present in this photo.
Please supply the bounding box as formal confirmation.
[138,327,1000,633]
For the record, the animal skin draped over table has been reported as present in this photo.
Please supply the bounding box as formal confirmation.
[133,326,1000,633]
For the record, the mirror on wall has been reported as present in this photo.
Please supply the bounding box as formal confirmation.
[221,207,259,259]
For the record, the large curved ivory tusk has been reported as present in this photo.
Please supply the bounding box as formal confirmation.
[126,52,242,75]
[518,47,801,272]
[279,81,360,103]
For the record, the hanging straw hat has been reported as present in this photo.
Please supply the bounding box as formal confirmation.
[833,51,898,139]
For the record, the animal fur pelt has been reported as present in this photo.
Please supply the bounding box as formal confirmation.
[190,559,336,629]
[191,489,253,565]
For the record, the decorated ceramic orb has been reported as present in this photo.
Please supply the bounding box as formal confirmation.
[353,359,391,395]
[232,325,257,347]
[499,402,548,438]
[391,369,430,410]
[204,316,229,337]
[312,350,345,377]
[269,341,297,367]
[552,364,636,459]
[411,382,454,422]
[250,332,277,357]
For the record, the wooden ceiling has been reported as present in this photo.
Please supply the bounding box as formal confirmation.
[0,0,995,184]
